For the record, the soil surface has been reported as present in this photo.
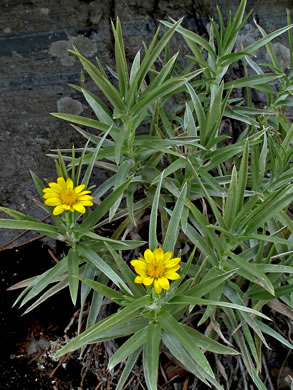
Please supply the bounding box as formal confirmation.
[0,240,98,390]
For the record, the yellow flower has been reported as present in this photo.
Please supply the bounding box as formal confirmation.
[42,177,93,216]
[131,248,181,294]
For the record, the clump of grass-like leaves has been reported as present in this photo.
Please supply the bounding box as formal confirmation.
[1,0,293,388]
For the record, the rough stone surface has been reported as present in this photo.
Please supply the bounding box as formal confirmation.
[0,0,292,245]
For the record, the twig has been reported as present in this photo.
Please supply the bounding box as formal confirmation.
[262,355,275,390]
[238,357,249,390]
[159,362,168,383]
[182,376,189,390]
[0,215,50,251]
[80,345,96,388]
[64,308,80,334]
[138,379,147,390]
[50,353,70,377]
[277,349,291,389]
[0,233,45,251]
[48,248,60,264]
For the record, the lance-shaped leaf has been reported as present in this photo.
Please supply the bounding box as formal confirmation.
[116,348,142,390]
[78,244,132,295]
[19,256,68,307]
[68,247,81,305]
[161,20,217,59]
[104,242,145,297]
[0,219,58,239]
[70,48,126,112]
[245,23,293,54]
[162,332,224,389]
[228,251,275,295]
[224,73,282,89]
[162,182,187,253]
[79,276,124,304]
[108,327,147,371]
[54,295,151,357]
[159,311,215,378]
[143,323,161,390]
[149,171,164,250]
[169,296,270,320]
[81,176,133,230]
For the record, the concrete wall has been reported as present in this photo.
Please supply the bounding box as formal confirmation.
[0,0,292,245]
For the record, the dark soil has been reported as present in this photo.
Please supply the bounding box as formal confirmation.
[0,240,98,390]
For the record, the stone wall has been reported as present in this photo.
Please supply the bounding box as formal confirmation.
[0,0,292,245]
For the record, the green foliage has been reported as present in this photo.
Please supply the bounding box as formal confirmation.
[1,0,293,388]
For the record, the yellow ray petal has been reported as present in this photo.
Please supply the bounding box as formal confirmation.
[73,203,86,214]
[144,249,154,263]
[57,177,66,189]
[158,276,170,290]
[53,205,66,215]
[154,279,162,294]
[164,270,180,280]
[45,198,61,206]
[165,258,181,269]
[74,184,86,194]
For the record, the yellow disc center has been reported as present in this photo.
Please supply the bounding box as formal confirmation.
[60,190,77,205]
[147,263,165,279]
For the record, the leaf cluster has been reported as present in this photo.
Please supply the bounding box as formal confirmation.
[1,0,293,388]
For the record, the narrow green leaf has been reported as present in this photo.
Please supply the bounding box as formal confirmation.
[149,171,164,250]
[0,219,58,239]
[0,207,41,223]
[162,182,187,253]
[30,170,46,199]
[78,244,132,295]
[235,140,248,213]
[109,327,147,370]
[71,48,126,111]
[183,269,236,298]
[255,320,293,349]
[224,74,282,89]
[109,161,132,221]
[129,51,141,87]
[19,256,68,307]
[51,113,121,137]
[135,18,183,91]
[143,323,161,390]
[81,87,114,125]
[68,247,80,305]
[54,295,151,357]
[86,273,108,330]
[182,323,239,355]
[116,348,142,390]
[162,332,213,387]
[161,20,216,59]
[159,311,215,378]
[228,252,275,295]
[79,276,124,303]
[111,17,129,96]
[104,242,145,297]
[245,24,293,53]
[82,126,112,188]
[169,296,270,320]
[243,186,293,234]
[224,166,238,228]
[81,176,133,230]
[186,82,206,144]
[22,277,68,315]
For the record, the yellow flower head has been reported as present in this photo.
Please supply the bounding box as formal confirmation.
[42,177,93,216]
[131,248,181,294]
